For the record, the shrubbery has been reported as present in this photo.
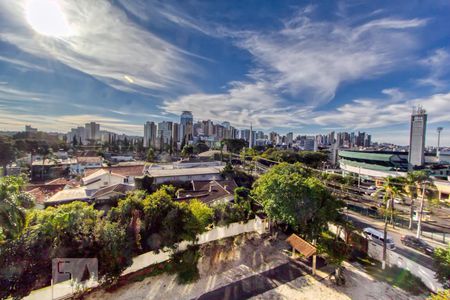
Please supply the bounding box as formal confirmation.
[0,185,215,298]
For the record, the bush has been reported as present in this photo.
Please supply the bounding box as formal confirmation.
[168,245,201,284]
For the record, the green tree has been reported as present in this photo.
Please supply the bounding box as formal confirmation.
[0,176,34,241]
[146,147,155,162]
[186,199,214,234]
[223,139,247,154]
[0,137,15,176]
[181,145,194,158]
[252,163,343,239]
[401,171,428,230]
[1,201,130,299]
[433,245,450,289]
[194,141,209,154]
[374,176,401,269]
[233,187,253,221]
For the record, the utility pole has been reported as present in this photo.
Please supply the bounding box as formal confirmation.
[416,181,427,238]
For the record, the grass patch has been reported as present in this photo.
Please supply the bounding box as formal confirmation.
[355,256,430,296]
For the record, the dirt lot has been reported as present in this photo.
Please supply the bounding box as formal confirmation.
[85,232,290,300]
[85,232,428,300]
[250,261,427,300]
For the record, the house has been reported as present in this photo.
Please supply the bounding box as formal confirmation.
[81,169,132,190]
[70,156,104,175]
[177,179,238,205]
[27,178,74,209]
[82,164,145,188]
[31,158,78,182]
[45,187,93,207]
[146,166,224,185]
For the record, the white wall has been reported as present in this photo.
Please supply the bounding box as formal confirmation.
[123,217,267,274]
[367,242,444,293]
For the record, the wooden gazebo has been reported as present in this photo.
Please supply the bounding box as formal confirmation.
[286,234,317,274]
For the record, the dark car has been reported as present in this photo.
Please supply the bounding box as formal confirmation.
[400,235,434,255]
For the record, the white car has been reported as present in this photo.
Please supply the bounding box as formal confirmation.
[363,227,396,250]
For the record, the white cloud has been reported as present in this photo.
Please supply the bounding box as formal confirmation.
[311,92,450,129]
[0,0,198,94]
[417,48,450,89]
[230,14,425,106]
[163,10,427,129]
[162,81,312,129]
[0,110,142,135]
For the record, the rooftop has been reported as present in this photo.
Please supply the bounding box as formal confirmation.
[76,156,103,164]
[147,166,224,178]
[84,164,145,177]
[178,179,237,204]
[46,187,92,204]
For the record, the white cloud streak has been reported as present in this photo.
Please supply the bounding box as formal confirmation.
[164,9,428,129]
[417,48,450,89]
[0,0,198,94]
[311,92,450,128]
[231,13,425,105]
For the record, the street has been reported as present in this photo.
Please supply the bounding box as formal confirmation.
[344,210,447,269]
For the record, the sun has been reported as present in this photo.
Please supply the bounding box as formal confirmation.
[25,0,73,37]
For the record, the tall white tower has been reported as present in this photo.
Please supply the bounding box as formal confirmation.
[408,106,427,169]
[437,127,443,161]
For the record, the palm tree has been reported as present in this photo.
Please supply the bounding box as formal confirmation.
[374,176,400,269]
[400,171,428,230]
[0,176,34,241]
[375,176,400,228]
[415,172,436,238]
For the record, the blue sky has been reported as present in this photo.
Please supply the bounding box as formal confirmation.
[0,0,449,146]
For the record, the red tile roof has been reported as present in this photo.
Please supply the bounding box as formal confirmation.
[84,165,145,177]
[28,184,66,204]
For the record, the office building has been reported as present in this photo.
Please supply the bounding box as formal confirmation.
[157,121,173,150]
[180,111,193,142]
[85,122,100,141]
[144,121,157,148]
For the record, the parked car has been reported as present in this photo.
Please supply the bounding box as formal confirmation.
[363,227,396,250]
[400,235,434,255]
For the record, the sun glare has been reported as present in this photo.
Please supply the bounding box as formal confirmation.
[25,0,73,37]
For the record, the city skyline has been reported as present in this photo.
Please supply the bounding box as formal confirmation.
[1,1,450,146]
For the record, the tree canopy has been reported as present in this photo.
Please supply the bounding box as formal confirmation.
[433,245,450,289]
[252,163,343,239]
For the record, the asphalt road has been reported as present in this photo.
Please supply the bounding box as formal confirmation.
[344,211,440,269]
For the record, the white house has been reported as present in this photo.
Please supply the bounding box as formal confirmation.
[81,169,133,190]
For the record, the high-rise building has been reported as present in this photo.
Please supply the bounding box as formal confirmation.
[144,121,157,148]
[408,106,427,168]
[25,125,38,133]
[157,121,173,150]
[85,122,100,141]
[172,123,180,145]
[286,132,294,146]
[180,111,193,142]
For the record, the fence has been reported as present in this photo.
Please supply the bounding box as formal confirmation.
[346,203,449,244]
[23,217,268,300]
